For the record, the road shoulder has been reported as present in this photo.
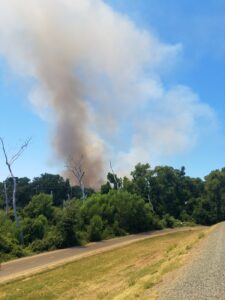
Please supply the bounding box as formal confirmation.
[151,223,218,300]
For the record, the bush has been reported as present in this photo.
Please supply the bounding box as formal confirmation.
[57,200,83,247]
[112,220,127,236]
[83,191,157,236]
[22,215,48,245]
[88,215,103,241]
[161,214,182,228]
[102,226,115,240]
[0,234,25,261]
[29,239,50,252]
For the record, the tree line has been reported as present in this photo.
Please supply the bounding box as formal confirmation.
[1,163,225,262]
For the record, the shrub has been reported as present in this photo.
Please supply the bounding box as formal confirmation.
[22,215,48,245]
[102,226,115,240]
[0,234,25,261]
[88,215,103,241]
[29,239,50,252]
[83,191,157,235]
[57,200,83,247]
[162,214,182,228]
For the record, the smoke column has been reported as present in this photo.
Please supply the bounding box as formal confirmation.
[0,0,214,186]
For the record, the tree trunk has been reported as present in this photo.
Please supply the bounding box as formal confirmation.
[80,180,85,200]
[12,175,24,245]
[3,181,9,217]
[12,176,18,226]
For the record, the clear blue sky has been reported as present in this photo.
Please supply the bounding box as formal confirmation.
[1,0,225,181]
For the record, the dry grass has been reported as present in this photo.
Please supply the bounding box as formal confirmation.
[0,228,208,300]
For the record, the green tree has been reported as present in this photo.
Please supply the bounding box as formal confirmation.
[204,169,225,221]
[130,163,152,202]
[24,193,54,220]
[57,200,83,247]
[31,174,70,206]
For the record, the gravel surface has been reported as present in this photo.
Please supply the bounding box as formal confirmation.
[158,222,225,300]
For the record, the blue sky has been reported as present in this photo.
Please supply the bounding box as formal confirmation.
[0,0,225,181]
[105,0,225,174]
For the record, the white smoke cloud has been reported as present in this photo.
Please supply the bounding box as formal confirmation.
[0,0,215,185]
[116,85,215,175]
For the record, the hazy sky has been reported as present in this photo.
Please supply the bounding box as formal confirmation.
[0,0,225,182]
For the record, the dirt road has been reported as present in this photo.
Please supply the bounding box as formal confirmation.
[158,222,225,300]
[0,227,199,284]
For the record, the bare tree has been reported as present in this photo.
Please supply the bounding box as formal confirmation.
[109,161,121,190]
[145,177,154,211]
[66,156,86,200]
[0,137,31,243]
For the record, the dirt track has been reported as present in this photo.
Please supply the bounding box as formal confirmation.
[0,227,200,284]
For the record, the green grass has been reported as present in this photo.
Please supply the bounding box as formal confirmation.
[0,229,207,300]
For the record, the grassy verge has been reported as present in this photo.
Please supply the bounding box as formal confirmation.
[0,228,208,300]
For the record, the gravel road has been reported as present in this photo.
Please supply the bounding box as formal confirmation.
[158,222,225,300]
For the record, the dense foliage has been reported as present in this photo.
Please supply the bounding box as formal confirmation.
[0,164,225,262]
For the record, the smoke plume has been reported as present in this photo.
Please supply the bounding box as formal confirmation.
[0,0,214,186]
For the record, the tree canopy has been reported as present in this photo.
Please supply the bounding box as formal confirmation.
[0,163,225,262]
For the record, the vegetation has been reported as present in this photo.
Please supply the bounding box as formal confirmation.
[0,229,207,300]
[0,163,224,262]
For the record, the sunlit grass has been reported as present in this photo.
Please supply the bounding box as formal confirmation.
[0,229,208,300]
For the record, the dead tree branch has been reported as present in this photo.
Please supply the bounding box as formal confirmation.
[109,161,120,190]
[0,137,31,244]
[66,156,86,200]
